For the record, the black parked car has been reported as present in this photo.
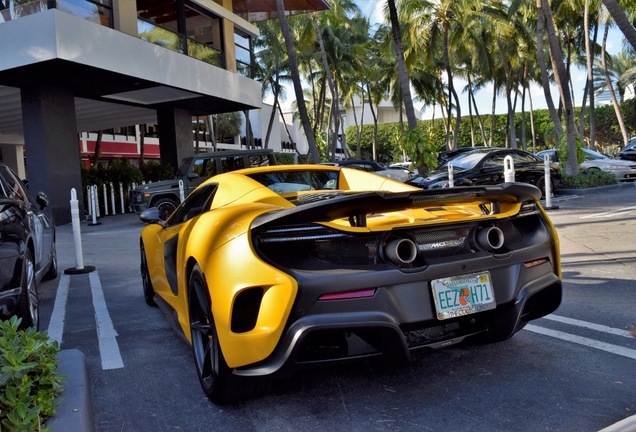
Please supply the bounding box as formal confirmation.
[617,139,636,162]
[0,163,57,330]
[406,148,561,195]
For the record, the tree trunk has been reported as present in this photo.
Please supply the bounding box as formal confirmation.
[542,0,578,175]
[602,24,629,146]
[275,0,320,163]
[470,85,488,146]
[92,130,103,166]
[387,0,418,132]
[601,0,636,50]
[528,89,538,153]
[367,85,379,161]
[536,0,563,136]
[139,126,145,168]
[194,116,200,154]
[206,115,217,151]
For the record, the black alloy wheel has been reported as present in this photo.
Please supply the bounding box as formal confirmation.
[17,249,38,330]
[535,175,552,198]
[140,243,156,306]
[154,198,178,221]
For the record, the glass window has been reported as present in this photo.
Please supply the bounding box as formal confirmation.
[234,30,253,77]
[168,183,217,226]
[191,157,218,177]
[220,156,245,173]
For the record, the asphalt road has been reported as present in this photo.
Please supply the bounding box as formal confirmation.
[38,185,636,432]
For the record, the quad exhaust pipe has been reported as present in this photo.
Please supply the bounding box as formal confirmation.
[385,238,418,265]
[476,226,504,251]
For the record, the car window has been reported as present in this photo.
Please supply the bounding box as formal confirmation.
[447,152,487,169]
[482,154,506,168]
[221,156,245,173]
[537,151,557,163]
[192,157,218,177]
[0,166,28,205]
[247,171,339,193]
[249,154,272,167]
[583,149,606,160]
[167,184,217,226]
[177,158,193,177]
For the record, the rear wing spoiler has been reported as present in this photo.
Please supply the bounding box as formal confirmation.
[251,183,542,230]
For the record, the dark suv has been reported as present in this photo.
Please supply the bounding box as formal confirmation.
[130,149,277,219]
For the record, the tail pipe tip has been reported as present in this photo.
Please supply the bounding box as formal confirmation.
[476,226,505,250]
[385,238,418,264]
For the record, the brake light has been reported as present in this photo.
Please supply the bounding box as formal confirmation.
[318,288,376,301]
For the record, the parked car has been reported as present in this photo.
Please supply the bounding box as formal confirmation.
[0,163,57,330]
[616,138,636,162]
[536,148,636,181]
[406,148,561,196]
[323,160,411,182]
[130,149,277,220]
[139,164,562,403]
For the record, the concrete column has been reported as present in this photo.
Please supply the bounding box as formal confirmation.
[112,0,138,36]
[220,0,236,73]
[21,85,84,225]
[157,107,194,173]
[0,144,26,179]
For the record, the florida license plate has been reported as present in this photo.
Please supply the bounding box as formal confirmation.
[431,272,496,320]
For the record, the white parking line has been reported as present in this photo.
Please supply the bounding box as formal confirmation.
[525,324,636,360]
[542,314,634,338]
[89,271,124,370]
[579,205,636,219]
[47,273,70,345]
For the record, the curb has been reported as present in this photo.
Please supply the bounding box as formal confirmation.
[47,349,95,432]
[556,182,636,196]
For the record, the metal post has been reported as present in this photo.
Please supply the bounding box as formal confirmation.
[86,185,92,216]
[448,162,454,188]
[504,155,515,183]
[179,180,185,202]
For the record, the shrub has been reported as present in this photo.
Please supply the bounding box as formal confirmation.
[274,152,296,165]
[0,316,64,431]
[139,159,175,182]
[560,168,618,189]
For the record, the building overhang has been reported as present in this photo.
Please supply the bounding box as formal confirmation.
[232,0,331,22]
[0,9,262,133]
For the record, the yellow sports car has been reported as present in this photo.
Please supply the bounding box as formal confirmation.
[139,164,562,404]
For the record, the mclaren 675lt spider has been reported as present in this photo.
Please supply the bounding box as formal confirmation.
[139,164,562,404]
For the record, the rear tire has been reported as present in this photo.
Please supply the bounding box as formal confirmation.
[43,242,58,280]
[535,175,553,198]
[17,249,38,330]
[140,242,156,307]
[188,264,270,404]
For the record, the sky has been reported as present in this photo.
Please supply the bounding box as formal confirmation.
[354,0,631,120]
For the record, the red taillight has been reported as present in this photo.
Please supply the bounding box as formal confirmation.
[318,288,376,301]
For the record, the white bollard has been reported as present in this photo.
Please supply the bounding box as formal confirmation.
[86,185,92,216]
[448,162,454,188]
[94,185,101,218]
[504,155,515,183]
[179,180,185,202]
[544,154,553,208]
[120,182,125,214]
[70,189,84,270]
[110,182,116,215]
[89,186,99,225]
[103,184,109,216]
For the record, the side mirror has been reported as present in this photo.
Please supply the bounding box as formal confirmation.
[187,172,199,180]
[36,192,49,210]
[140,208,165,226]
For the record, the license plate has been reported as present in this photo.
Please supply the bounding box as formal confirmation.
[431,271,496,320]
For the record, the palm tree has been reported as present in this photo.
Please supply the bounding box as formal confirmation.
[601,0,636,50]
[540,0,579,175]
[275,0,321,163]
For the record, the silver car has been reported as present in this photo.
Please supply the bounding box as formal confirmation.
[537,148,636,181]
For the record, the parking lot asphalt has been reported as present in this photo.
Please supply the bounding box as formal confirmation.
[41,183,636,431]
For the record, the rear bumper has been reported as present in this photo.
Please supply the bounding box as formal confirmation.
[234,246,562,378]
